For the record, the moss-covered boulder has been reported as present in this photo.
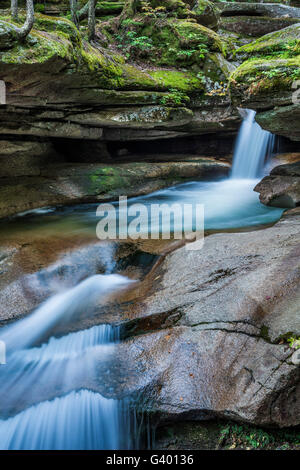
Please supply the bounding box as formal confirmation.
[96,1,125,17]
[113,15,228,69]
[0,20,20,50]
[0,13,206,95]
[234,24,300,61]
[230,25,300,109]
[230,56,300,109]
[193,0,220,30]
[0,13,215,140]
[229,25,300,139]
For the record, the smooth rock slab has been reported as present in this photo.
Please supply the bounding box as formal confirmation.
[117,212,300,427]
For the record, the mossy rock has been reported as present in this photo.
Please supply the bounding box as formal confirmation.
[229,56,300,108]
[173,20,226,53]
[33,13,82,46]
[0,28,75,65]
[130,18,229,67]
[96,1,125,17]
[0,12,219,102]
[230,24,300,108]
[0,12,82,48]
[122,66,205,92]
[144,0,187,11]
[145,69,205,92]
[234,23,300,60]
[193,0,220,30]
[0,20,20,50]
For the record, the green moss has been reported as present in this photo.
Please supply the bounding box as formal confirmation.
[121,63,158,89]
[148,69,205,92]
[34,13,82,46]
[96,1,125,16]
[89,167,126,194]
[219,422,300,450]
[230,56,300,88]
[114,14,229,66]
[229,52,300,106]
[235,25,300,60]
[260,325,270,342]
[0,29,74,64]
[173,20,227,54]
[147,0,186,11]
[0,13,82,47]
[80,43,124,87]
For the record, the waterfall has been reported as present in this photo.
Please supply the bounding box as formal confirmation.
[0,274,139,450]
[231,109,275,179]
[0,274,130,353]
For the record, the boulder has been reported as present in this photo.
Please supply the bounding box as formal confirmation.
[218,2,300,19]
[115,211,300,427]
[254,161,300,207]
[193,0,220,30]
[221,16,299,37]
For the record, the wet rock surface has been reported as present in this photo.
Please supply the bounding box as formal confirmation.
[255,159,300,207]
[113,211,300,427]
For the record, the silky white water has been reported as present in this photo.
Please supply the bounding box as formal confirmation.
[111,109,282,234]
[231,109,275,179]
[53,110,282,235]
[0,274,135,450]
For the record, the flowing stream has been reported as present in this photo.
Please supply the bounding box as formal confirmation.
[0,109,287,449]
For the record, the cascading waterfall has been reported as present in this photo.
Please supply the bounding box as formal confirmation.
[231,109,275,179]
[0,273,138,450]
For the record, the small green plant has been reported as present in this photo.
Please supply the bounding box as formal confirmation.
[114,30,154,59]
[35,3,45,13]
[287,336,300,349]
[175,44,208,63]
[140,1,167,18]
[160,88,190,106]
[244,429,274,449]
